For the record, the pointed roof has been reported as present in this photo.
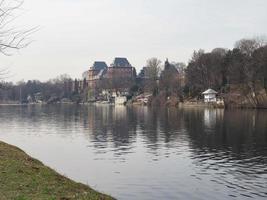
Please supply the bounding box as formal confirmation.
[93,61,108,71]
[112,57,131,67]
[202,89,218,95]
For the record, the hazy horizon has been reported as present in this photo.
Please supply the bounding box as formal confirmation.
[0,0,267,83]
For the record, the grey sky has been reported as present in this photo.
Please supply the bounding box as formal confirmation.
[1,0,267,82]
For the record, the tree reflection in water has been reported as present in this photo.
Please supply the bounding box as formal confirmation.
[0,105,266,200]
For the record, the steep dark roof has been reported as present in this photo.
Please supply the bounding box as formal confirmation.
[138,67,149,78]
[93,61,108,71]
[164,59,177,72]
[112,57,131,67]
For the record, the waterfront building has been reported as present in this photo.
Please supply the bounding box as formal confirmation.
[202,89,218,102]
[105,57,136,80]
[82,61,108,88]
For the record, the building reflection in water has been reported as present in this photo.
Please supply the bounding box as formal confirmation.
[0,105,266,199]
[75,105,267,157]
[203,108,224,130]
[4,105,265,157]
[83,105,191,156]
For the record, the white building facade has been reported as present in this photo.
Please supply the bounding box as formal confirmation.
[202,89,218,103]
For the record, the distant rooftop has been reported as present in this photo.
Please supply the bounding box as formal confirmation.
[111,57,131,68]
[92,61,108,71]
[202,89,218,95]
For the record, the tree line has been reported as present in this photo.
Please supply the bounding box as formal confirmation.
[185,37,267,98]
[0,2,266,105]
[0,74,75,103]
[1,37,266,104]
[139,37,267,103]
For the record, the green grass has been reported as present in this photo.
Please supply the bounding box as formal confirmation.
[0,141,114,200]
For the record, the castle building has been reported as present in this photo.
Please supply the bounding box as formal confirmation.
[105,57,136,79]
[82,61,108,88]
[81,58,136,96]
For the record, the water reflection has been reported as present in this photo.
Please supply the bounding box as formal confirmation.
[183,108,267,199]
[0,105,266,200]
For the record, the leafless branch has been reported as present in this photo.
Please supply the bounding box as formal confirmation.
[0,0,37,83]
[0,0,37,56]
[0,68,10,80]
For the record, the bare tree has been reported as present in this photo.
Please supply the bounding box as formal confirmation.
[233,37,267,98]
[160,59,181,97]
[234,37,266,56]
[254,36,267,47]
[143,58,161,95]
[146,58,161,80]
[186,49,227,96]
[0,67,9,79]
[211,48,228,56]
[0,0,35,87]
[172,62,186,74]
[0,0,35,56]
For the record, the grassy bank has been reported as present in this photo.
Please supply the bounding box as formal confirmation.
[0,141,114,200]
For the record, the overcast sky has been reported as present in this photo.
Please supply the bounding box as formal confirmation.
[1,0,267,82]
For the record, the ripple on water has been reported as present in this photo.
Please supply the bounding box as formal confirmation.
[0,105,267,200]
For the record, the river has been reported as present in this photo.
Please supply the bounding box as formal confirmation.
[0,105,266,200]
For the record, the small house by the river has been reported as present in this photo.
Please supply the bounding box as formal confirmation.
[202,89,218,103]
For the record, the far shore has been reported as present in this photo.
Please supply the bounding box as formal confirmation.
[1,100,267,109]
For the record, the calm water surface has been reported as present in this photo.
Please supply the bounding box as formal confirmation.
[0,105,266,200]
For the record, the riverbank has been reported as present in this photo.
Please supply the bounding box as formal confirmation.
[0,141,113,200]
